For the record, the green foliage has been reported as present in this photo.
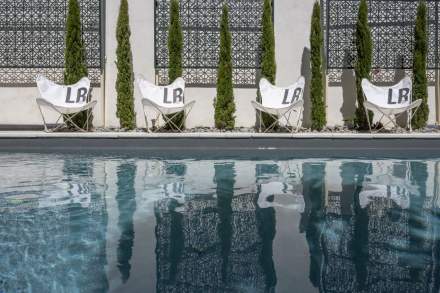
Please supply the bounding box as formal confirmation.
[215,4,235,130]
[115,0,136,130]
[412,0,429,129]
[310,1,326,130]
[165,0,185,130]
[168,0,183,81]
[258,0,277,129]
[354,0,373,130]
[64,0,90,129]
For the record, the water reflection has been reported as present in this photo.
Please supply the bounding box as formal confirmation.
[116,162,137,283]
[0,155,440,292]
[0,155,108,293]
[155,162,277,292]
[311,161,440,293]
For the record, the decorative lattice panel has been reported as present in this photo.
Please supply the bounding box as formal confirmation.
[155,0,266,88]
[323,0,440,70]
[0,0,103,86]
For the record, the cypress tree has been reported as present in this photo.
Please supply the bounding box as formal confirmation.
[165,0,185,130]
[354,0,373,130]
[115,0,136,130]
[258,0,277,129]
[310,1,326,130]
[64,0,89,129]
[412,0,429,129]
[215,4,235,130]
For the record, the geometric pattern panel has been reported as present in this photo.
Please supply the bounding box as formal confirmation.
[323,0,440,70]
[0,0,102,86]
[155,0,265,88]
[327,69,437,85]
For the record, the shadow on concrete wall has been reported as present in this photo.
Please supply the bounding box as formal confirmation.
[340,68,356,126]
[393,60,407,126]
[301,47,312,128]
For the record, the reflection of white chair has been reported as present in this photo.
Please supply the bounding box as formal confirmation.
[359,184,410,210]
[359,161,417,210]
[36,75,96,132]
[361,76,422,132]
[252,77,305,133]
[163,182,185,201]
[136,75,195,132]
[257,182,305,212]
[39,182,91,209]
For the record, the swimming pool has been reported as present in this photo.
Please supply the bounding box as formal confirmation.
[0,153,439,292]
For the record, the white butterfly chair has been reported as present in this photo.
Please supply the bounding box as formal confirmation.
[252,77,305,133]
[361,76,422,132]
[136,75,195,132]
[36,75,96,132]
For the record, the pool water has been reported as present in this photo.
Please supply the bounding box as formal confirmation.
[0,154,439,293]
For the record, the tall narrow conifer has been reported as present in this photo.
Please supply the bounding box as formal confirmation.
[215,4,235,129]
[354,0,373,130]
[115,0,136,130]
[64,0,90,129]
[165,0,185,129]
[310,1,326,130]
[412,0,429,129]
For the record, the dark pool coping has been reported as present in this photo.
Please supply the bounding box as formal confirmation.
[1,133,440,159]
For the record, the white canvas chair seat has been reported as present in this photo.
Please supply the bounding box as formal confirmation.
[251,99,304,117]
[36,75,95,132]
[141,98,193,116]
[362,76,421,132]
[36,97,96,115]
[252,76,305,133]
[136,75,195,132]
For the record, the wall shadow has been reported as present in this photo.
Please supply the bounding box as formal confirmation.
[301,47,312,128]
[340,50,357,126]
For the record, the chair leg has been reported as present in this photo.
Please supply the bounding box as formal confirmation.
[163,112,184,132]
[37,104,49,132]
[281,112,294,134]
[63,111,87,132]
[296,107,304,132]
[264,114,282,133]
[365,107,372,133]
[407,104,421,132]
[259,111,262,133]
[181,104,195,132]
[85,109,94,131]
[143,108,150,132]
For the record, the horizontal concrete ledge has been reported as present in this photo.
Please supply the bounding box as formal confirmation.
[1,133,440,159]
[1,131,440,139]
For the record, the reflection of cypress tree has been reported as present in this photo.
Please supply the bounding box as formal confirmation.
[116,163,137,283]
[214,162,235,282]
[301,162,325,287]
[344,162,371,290]
[408,162,429,280]
[255,182,277,290]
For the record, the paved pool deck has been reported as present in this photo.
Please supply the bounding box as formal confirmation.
[1,131,440,159]
[1,131,440,139]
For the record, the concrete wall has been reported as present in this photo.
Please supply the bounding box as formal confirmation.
[0,0,438,128]
[0,86,103,127]
[103,0,316,129]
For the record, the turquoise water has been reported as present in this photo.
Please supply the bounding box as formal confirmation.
[0,154,439,293]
